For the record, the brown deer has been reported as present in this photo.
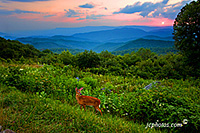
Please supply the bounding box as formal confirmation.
[75,87,102,116]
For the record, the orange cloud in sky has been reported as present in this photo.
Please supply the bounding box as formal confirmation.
[0,0,192,32]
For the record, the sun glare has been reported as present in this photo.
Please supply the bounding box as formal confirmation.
[162,22,165,25]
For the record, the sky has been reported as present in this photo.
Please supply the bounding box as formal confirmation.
[0,0,194,32]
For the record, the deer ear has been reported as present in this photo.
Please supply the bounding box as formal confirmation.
[79,87,83,91]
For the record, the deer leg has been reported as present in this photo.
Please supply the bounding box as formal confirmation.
[96,107,103,116]
[94,106,102,116]
[83,105,86,111]
[94,106,98,114]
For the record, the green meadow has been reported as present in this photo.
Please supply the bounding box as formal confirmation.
[0,64,199,132]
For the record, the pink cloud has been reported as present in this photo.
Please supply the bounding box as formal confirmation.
[0,0,191,32]
[124,17,174,26]
[104,13,142,21]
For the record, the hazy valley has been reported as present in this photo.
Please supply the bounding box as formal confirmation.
[0,26,175,55]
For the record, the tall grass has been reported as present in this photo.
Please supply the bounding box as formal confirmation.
[0,84,163,132]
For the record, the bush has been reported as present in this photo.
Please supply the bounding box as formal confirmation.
[0,65,199,132]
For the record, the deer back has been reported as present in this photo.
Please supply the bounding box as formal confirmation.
[77,95,101,106]
[75,88,100,106]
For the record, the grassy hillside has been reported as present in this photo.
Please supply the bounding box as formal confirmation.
[1,84,161,132]
[114,39,174,51]
[0,37,199,132]
[0,64,199,132]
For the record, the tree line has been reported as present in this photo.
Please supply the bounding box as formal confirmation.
[0,36,199,79]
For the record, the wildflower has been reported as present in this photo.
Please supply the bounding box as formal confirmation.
[101,88,105,90]
[126,113,128,115]
[19,69,23,71]
[107,110,110,112]
[183,119,188,125]
[76,77,79,82]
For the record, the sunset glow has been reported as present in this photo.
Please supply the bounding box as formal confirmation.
[0,0,193,32]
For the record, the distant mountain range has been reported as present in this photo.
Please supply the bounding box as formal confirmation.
[93,42,125,52]
[16,36,101,49]
[1,26,117,38]
[0,25,175,53]
[73,27,173,42]
[141,35,173,41]
[73,28,148,42]
[0,25,173,38]
[114,38,174,51]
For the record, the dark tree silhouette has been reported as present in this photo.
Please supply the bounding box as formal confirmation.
[173,1,200,68]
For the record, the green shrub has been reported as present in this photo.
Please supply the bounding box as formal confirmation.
[0,65,199,132]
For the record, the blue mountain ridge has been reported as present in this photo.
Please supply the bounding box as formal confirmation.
[1,25,174,52]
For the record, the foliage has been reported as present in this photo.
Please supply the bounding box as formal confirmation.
[1,36,199,78]
[1,35,200,132]
[76,50,101,68]
[0,4,200,131]
[42,49,53,54]
[49,48,83,55]
[0,65,199,133]
[173,1,200,69]
[1,84,160,133]
[0,37,42,60]
[58,50,74,65]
